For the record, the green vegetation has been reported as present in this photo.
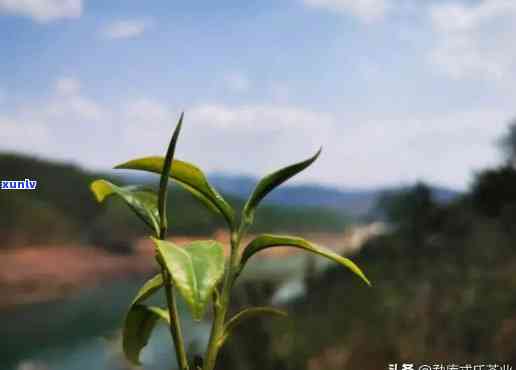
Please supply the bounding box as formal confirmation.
[212,182,516,369]
[89,114,370,370]
[0,153,349,249]
[214,127,516,369]
[269,182,516,368]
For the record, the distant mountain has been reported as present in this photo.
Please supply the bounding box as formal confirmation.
[0,153,358,247]
[116,170,460,218]
[208,173,460,217]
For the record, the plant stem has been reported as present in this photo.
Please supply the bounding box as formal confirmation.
[203,231,241,370]
[159,226,189,370]
[157,116,189,370]
[163,267,190,370]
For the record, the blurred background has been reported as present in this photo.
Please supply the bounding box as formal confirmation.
[1,1,516,369]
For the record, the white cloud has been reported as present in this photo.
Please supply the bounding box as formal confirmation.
[0,77,107,163]
[120,100,511,189]
[0,116,52,152]
[0,84,333,174]
[430,1,516,32]
[45,78,103,122]
[0,0,82,23]
[1,78,512,190]
[269,83,290,102]
[124,99,171,124]
[45,95,104,122]
[325,110,510,189]
[101,19,152,40]
[186,104,332,177]
[55,77,81,96]
[224,72,250,93]
[429,0,516,81]
[303,0,390,23]
[189,103,332,133]
[119,101,332,175]
[42,79,104,122]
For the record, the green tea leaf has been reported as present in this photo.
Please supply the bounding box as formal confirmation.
[123,276,166,365]
[131,274,164,305]
[123,304,170,365]
[242,148,321,224]
[153,239,225,321]
[90,179,160,236]
[158,113,183,238]
[240,234,371,286]
[146,305,170,323]
[115,158,235,228]
[220,306,287,347]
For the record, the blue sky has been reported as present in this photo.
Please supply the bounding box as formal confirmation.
[1,0,516,190]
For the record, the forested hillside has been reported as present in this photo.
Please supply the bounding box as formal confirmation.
[0,153,351,249]
[218,174,516,369]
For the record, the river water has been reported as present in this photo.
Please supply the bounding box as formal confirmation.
[1,255,325,370]
[1,278,211,370]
